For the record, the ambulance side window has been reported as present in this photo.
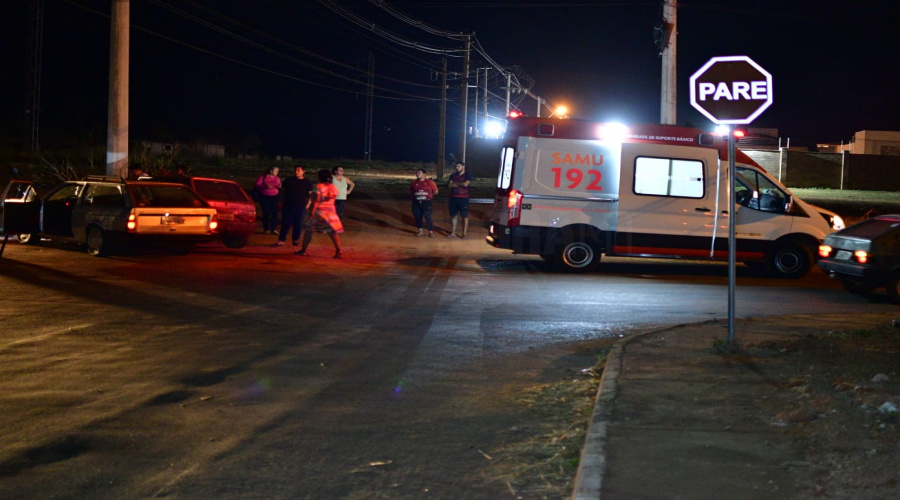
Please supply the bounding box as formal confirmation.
[633,156,704,199]
[498,147,514,189]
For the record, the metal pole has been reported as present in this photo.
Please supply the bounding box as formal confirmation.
[106,0,129,178]
[437,56,447,179]
[363,51,374,161]
[727,126,736,344]
[660,0,677,124]
[505,73,511,116]
[482,67,489,125]
[458,35,471,163]
[473,67,479,138]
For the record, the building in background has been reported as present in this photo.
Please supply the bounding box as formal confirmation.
[831,130,900,155]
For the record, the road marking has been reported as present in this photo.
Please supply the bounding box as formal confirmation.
[1,323,95,350]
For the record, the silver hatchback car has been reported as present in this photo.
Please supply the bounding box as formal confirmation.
[1,176,218,256]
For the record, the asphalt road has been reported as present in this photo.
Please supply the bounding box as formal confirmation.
[0,195,894,499]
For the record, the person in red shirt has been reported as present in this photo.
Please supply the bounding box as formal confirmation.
[447,162,473,238]
[410,168,439,237]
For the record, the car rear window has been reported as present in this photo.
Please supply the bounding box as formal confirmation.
[192,179,249,203]
[839,218,900,239]
[127,185,208,208]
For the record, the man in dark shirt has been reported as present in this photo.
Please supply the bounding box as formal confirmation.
[275,165,313,246]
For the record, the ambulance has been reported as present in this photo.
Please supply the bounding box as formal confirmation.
[485,115,841,277]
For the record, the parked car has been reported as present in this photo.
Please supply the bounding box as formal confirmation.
[817,214,900,303]
[156,176,256,248]
[0,176,218,256]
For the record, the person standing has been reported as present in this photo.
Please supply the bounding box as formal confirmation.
[410,168,438,237]
[255,166,282,234]
[331,165,355,221]
[274,165,313,247]
[297,169,344,258]
[446,161,473,238]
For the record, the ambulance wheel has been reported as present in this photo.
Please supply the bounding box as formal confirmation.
[767,241,812,279]
[553,239,601,273]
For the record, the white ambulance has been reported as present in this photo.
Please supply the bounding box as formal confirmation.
[485,115,841,277]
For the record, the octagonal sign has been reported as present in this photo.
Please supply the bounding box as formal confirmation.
[689,56,773,125]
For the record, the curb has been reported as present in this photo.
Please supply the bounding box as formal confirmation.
[571,323,710,500]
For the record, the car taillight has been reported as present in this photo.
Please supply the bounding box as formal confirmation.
[818,245,832,258]
[854,250,868,264]
[507,189,523,228]
[127,213,137,231]
[209,215,218,232]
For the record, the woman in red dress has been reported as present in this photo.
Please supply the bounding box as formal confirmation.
[296,169,344,258]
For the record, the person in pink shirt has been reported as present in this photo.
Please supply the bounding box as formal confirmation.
[254,166,282,234]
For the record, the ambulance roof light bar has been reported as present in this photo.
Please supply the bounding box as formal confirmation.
[596,122,629,142]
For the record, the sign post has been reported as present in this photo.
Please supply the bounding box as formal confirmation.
[689,55,773,345]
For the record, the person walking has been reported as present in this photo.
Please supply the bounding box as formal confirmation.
[274,165,313,247]
[255,166,282,234]
[446,161,473,238]
[410,168,438,237]
[297,169,344,258]
[331,166,355,221]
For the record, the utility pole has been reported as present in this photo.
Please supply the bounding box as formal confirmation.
[364,51,374,161]
[24,0,44,152]
[458,34,471,163]
[437,56,447,178]
[106,0,129,178]
[504,72,511,116]
[473,68,479,138]
[659,0,677,124]
[482,67,489,127]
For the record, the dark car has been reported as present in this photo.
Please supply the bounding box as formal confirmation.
[817,214,900,303]
[184,177,256,248]
[0,176,218,256]
[150,176,256,249]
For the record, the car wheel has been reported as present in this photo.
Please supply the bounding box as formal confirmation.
[222,235,249,249]
[85,227,109,257]
[840,280,877,296]
[17,233,39,245]
[768,242,812,279]
[171,243,194,255]
[552,239,601,273]
[887,273,900,304]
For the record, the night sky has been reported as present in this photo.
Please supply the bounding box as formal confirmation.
[1,0,897,161]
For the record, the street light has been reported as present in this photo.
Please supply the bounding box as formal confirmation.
[550,105,569,118]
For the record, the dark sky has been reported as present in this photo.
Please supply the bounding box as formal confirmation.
[1,0,897,161]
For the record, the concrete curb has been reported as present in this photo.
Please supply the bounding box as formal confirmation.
[570,322,714,500]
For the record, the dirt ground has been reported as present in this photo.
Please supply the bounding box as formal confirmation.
[480,319,899,500]
[743,320,900,498]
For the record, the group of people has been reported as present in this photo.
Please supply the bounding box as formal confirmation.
[255,165,354,259]
[409,161,472,238]
[253,161,473,257]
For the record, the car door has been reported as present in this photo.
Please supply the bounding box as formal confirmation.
[0,181,40,235]
[615,142,728,257]
[41,183,82,237]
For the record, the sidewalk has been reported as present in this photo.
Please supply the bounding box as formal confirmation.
[573,311,899,500]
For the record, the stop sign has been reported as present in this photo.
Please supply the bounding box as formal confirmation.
[689,56,773,125]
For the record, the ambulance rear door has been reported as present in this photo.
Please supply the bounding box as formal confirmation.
[516,136,620,231]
